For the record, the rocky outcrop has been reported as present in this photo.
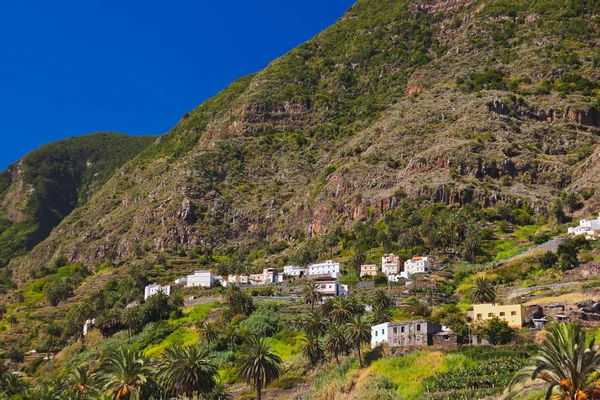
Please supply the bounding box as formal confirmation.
[568,107,600,127]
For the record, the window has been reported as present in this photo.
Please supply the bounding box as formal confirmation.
[499,312,505,317]
[382,329,385,335]
[511,311,517,316]
[476,313,482,319]
[401,326,405,333]
[417,324,421,331]
[488,313,493,318]
[393,327,397,334]
[375,331,378,337]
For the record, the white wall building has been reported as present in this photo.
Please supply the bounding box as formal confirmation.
[308,260,341,277]
[144,284,172,300]
[371,322,389,348]
[313,276,348,298]
[387,274,400,283]
[283,265,305,277]
[404,256,431,274]
[568,214,600,238]
[174,277,187,285]
[187,270,220,288]
[382,254,401,275]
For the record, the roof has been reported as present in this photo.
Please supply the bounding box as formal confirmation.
[388,319,428,326]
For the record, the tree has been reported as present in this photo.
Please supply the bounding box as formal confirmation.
[45,279,74,306]
[7,315,17,327]
[300,334,325,367]
[121,306,145,338]
[0,372,29,397]
[302,281,322,311]
[158,345,218,398]
[68,366,98,399]
[169,290,185,309]
[345,315,371,368]
[350,250,367,280]
[462,228,481,262]
[372,290,393,309]
[482,317,513,345]
[99,346,157,399]
[236,336,282,400]
[320,297,336,316]
[198,321,220,347]
[330,297,353,325]
[144,289,172,322]
[507,322,600,399]
[469,276,496,303]
[323,325,349,366]
[551,199,567,224]
[565,192,580,213]
[304,311,328,338]
[371,306,393,325]
[539,251,559,269]
[323,233,339,259]
[6,346,24,368]
[223,286,255,316]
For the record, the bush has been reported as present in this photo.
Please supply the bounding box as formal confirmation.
[539,251,558,269]
[533,232,552,245]
[45,279,74,306]
[242,308,282,337]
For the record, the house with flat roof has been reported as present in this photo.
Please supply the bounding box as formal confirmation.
[360,264,378,277]
[144,284,172,300]
[382,254,401,275]
[312,276,348,298]
[308,260,341,277]
[371,320,442,348]
[404,256,431,274]
[473,303,526,328]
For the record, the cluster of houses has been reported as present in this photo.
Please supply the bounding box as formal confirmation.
[568,213,600,239]
[359,254,431,282]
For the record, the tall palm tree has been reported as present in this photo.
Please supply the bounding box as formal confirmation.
[507,322,600,399]
[198,321,220,347]
[350,250,367,280]
[372,290,393,309]
[371,306,393,325]
[320,297,336,316]
[158,345,218,398]
[236,336,282,400]
[323,325,349,366]
[304,311,328,338]
[69,366,98,399]
[330,297,353,325]
[302,281,322,311]
[99,346,156,400]
[469,276,496,304]
[345,315,371,368]
[463,228,482,262]
[300,334,325,367]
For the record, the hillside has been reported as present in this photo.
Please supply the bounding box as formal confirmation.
[2,0,600,398]
[0,132,156,271]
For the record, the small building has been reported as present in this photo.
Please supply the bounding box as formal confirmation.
[473,303,526,328]
[144,284,172,300]
[360,264,378,277]
[371,320,442,348]
[568,214,600,237]
[283,265,305,277]
[227,275,250,285]
[187,270,220,288]
[174,277,188,285]
[387,274,400,283]
[400,270,412,280]
[313,276,348,298]
[308,260,341,277]
[382,254,401,275]
[432,331,459,347]
[404,256,431,275]
[83,318,96,336]
[532,318,548,329]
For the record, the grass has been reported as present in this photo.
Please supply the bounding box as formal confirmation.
[173,301,220,324]
[368,350,444,399]
[269,330,303,361]
[144,326,199,358]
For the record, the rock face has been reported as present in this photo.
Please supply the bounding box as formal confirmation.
[7,0,600,276]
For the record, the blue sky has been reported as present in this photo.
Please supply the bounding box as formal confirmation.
[0,0,355,170]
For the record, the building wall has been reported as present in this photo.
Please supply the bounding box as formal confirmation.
[144,285,171,300]
[187,272,213,288]
[308,260,341,276]
[473,303,526,328]
[382,254,400,275]
[360,265,378,277]
[371,322,389,348]
[371,321,441,348]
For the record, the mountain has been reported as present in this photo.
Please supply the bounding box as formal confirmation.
[12,0,600,278]
[0,132,156,269]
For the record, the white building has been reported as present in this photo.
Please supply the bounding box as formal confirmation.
[387,274,400,283]
[382,254,401,275]
[283,265,306,277]
[404,256,431,275]
[568,214,600,238]
[187,270,220,288]
[83,318,96,336]
[308,260,341,277]
[400,270,412,280]
[174,277,187,285]
[144,284,172,300]
[313,276,348,298]
[228,275,250,285]
[371,322,390,348]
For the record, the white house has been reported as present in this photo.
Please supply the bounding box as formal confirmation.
[308,260,341,277]
[187,270,220,288]
[144,284,172,300]
[371,322,389,348]
[404,256,430,274]
[313,276,348,298]
[387,274,400,283]
[400,270,412,280]
[174,277,187,285]
[568,214,600,238]
[283,265,305,277]
[382,254,401,275]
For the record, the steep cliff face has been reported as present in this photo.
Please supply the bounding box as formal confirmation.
[10,0,600,276]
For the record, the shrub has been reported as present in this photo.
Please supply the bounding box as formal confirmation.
[45,279,74,306]
[242,308,282,337]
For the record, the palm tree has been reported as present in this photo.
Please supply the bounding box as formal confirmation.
[68,366,98,399]
[300,334,325,367]
[345,315,371,368]
[121,306,144,338]
[462,228,481,262]
[372,290,393,309]
[99,346,156,400]
[302,281,322,311]
[0,372,29,397]
[371,306,393,325]
[320,297,336,316]
[158,345,218,398]
[323,325,349,366]
[198,321,220,347]
[469,276,496,304]
[507,322,600,399]
[304,311,328,338]
[330,297,353,325]
[236,336,282,400]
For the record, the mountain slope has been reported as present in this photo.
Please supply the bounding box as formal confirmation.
[10,0,600,279]
[0,132,156,268]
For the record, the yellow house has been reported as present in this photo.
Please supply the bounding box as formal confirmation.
[472,303,526,328]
